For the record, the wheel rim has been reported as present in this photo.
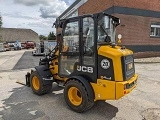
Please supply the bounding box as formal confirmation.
[68,87,82,106]
[32,76,40,90]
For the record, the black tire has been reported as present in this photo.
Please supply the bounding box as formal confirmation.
[64,79,94,112]
[30,71,52,95]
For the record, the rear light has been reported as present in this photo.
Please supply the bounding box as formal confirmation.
[124,84,126,90]
[124,84,129,94]
[124,84,126,94]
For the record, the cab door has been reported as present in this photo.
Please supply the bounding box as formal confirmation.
[81,16,97,82]
[59,19,80,77]
[58,16,97,83]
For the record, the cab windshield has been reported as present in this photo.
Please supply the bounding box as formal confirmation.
[97,15,116,44]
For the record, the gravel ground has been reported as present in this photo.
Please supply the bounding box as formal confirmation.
[134,57,160,63]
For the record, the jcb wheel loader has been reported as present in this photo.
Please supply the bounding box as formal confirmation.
[26,12,138,113]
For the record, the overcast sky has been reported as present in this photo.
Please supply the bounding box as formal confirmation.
[0,0,75,36]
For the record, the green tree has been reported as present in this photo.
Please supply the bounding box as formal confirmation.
[39,35,47,40]
[48,32,56,40]
[0,15,2,42]
[0,16,2,28]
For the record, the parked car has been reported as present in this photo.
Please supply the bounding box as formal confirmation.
[21,42,26,49]
[8,42,15,50]
[25,41,35,49]
[3,43,11,51]
[14,42,21,50]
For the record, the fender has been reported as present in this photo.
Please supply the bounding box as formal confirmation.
[66,76,95,101]
[35,65,54,85]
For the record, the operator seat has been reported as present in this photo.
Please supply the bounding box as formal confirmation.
[63,45,69,52]
[62,39,69,52]
[62,39,69,59]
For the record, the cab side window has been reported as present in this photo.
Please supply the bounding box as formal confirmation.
[63,22,79,52]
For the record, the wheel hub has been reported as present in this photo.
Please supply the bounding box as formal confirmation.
[68,87,82,106]
[32,76,40,90]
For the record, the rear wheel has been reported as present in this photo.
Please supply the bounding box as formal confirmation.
[30,71,52,95]
[64,79,94,112]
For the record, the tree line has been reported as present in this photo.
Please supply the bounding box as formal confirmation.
[39,32,56,41]
[0,15,2,42]
[0,16,2,28]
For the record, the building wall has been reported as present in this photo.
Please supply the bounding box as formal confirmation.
[78,0,160,54]
[114,0,160,11]
[79,0,160,15]
[115,14,160,45]
[57,0,160,57]
[79,0,113,15]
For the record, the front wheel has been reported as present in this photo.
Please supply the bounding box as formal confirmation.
[30,71,52,95]
[64,80,94,112]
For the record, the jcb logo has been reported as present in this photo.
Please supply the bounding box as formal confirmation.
[77,66,93,73]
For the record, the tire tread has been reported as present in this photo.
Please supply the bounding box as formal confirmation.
[64,79,94,112]
[30,71,52,96]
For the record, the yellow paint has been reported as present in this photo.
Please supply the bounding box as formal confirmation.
[116,74,138,99]
[98,45,133,81]
[48,45,138,101]
[68,87,82,106]
[32,76,40,90]
[118,39,121,44]
[49,50,68,82]
[91,74,138,101]
[91,79,116,100]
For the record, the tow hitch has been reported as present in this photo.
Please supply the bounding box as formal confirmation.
[25,72,31,87]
